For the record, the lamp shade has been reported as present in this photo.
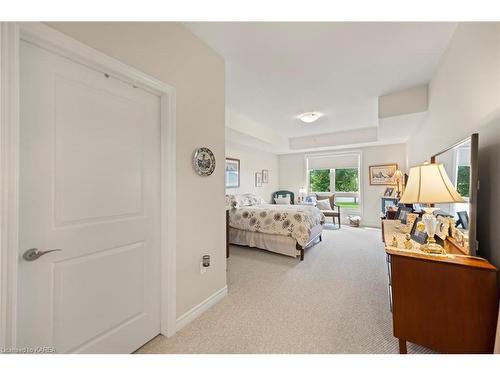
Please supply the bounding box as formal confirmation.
[298,187,307,195]
[399,163,465,204]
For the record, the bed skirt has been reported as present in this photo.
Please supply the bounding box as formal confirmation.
[229,224,323,258]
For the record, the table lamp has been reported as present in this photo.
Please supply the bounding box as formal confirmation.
[394,169,404,198]
[399,162,464,254]
[298,187,307,203]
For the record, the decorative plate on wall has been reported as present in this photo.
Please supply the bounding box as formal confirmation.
[193,147,216,176]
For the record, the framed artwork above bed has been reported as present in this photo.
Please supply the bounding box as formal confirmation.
[262,169,269,183]
[225,158,240,188]
[255,172,262,187]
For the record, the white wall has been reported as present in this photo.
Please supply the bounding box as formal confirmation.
[405,21,500,351]
[279,143,407,227]
[225,142,279,203]
[378,85,428,119]
[407,23,500,166]
[47,22,227,318]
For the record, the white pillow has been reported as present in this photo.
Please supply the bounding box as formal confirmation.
[244,193,265,205]
[229,193,266,208]
[316,199,332,210]
[274,196,291,205]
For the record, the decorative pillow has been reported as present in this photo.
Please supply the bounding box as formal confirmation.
[246,193,265,205]
[316,199,332,211]
[230,193,265,207]
[274,196,291,205]
[304,195,317,205]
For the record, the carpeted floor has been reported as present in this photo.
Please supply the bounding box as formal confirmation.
[136,225,433,354]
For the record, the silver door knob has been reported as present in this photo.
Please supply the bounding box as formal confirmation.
[23,248,62,261]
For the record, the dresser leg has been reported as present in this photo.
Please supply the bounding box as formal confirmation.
[398,339,407,354]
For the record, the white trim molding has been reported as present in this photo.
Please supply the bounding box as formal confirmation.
[176,286,228,332]
[0,22,20,349]
[0,22,178,347]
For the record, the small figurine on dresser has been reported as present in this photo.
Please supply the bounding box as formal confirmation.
[448,217,457,237]
[404,233,413,249]
[454,229,463,245]
[391,235,399,248]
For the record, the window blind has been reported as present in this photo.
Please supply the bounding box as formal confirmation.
[307,153,360,170]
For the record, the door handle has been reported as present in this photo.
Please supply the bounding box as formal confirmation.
[23,248,62,261]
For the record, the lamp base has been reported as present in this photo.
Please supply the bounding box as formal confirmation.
[420,238,446,255]
[419,207,446,255]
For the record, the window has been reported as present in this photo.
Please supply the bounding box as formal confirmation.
[308,167,360,209]
[307,152,361,210]
[309,169,330,192]
[335,168,358,192]
[456,165,470,198]
[334,168,359,208]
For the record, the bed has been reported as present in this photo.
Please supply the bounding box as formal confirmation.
[227,194,325,260]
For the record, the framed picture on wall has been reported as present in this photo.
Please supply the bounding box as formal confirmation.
[255,172,262,187]
[225,158,240,188]
[262,169,269,183]
[369,164,398,185]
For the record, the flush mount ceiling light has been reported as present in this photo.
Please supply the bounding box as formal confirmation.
[298,112,321,123]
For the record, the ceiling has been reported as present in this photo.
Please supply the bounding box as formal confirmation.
[185,22,457,143]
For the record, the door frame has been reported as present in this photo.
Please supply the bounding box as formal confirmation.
[0,22,177,349]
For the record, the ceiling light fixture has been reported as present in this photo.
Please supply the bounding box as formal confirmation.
[299,112,321,123]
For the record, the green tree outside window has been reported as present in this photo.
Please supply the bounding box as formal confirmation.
[309,169,330,192]
[335,168,359,192]
[456,165,470,197]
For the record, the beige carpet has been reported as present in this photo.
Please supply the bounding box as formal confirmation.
[136,226,433,354]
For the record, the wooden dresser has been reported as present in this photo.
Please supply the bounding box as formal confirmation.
[382,220,499,353]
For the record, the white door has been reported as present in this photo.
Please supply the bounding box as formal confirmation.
[17,40,161,353]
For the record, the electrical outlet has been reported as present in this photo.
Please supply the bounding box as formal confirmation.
[200,255,210,274]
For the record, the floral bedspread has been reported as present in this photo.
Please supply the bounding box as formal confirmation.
[229,204,325,247]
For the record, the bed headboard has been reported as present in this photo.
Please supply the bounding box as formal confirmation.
[272,190,295,204]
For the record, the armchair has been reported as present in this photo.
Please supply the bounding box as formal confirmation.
[315,193,341,228]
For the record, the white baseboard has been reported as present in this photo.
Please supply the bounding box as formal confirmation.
[175,285,228,332]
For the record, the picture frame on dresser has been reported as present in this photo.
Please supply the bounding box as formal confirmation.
[410,217,444,246]
[435,216,450,241]
[410,217,428,245]
[384,187,395,197]
[396,205,413,223]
